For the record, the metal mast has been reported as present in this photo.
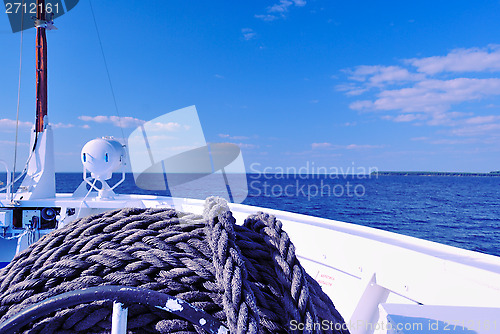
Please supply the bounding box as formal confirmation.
[14,0,55,200]
[35,0,48,133]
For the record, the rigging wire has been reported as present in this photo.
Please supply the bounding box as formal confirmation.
[88,0,126,144]
[8,1,41,199]
[76,178,97,219]
[12,0,26,199]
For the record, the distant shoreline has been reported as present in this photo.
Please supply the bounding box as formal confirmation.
[373,171,500,177]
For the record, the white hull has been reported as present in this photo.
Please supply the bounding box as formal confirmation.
[2,193,499,334]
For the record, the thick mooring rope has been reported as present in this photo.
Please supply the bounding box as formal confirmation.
[0,197,349,334]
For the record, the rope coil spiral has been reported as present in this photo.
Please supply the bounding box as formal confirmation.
[0,197,349,334]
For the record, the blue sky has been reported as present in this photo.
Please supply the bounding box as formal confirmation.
[1,0,500,172]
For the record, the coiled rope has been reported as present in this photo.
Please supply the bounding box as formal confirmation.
[0,197,349,334]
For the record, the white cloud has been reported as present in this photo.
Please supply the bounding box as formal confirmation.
[79,115,107,123]
[464,115,500,124]
[392,114,427,123]
[51,122,75,129]
[0,119,32,131]
[336,84,368,96]
[218,134,250,140]
[371,78,500,113]
[236,143,259,149]
[408,45,500,75]
[450,123,500,137]
[339,65,424,97]
[148,122,185,132]
[78,115,145,128]
[341,46,500,133]
[348,77,500,127]
[345,144,383,150]
[0,140,29,146]
[254,14,278,22]
[292,0,306,6]
[426,111,469,126]
[349,100,373,110]
[411,137,429,141]
[311,142,332,149]
[346,65,423,85]
[311,142,382,150]
[242,28,256,40]
[79,116,187,133]
[256,0,306,21]
[217,134,256,148]
[268,0,293,13]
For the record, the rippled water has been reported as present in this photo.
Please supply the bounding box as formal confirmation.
[244,174,500,257]
[3,173,498,257]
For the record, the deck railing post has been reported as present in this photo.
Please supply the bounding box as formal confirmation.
[111,301,128,334]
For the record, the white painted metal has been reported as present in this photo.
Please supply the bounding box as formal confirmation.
[349,273,390,334]
[0,210,12,228]
[78,137,126,199]
[22,210,41,229]
[111,301,128,334]
[81,138,125,181]
[14,122,55,201]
